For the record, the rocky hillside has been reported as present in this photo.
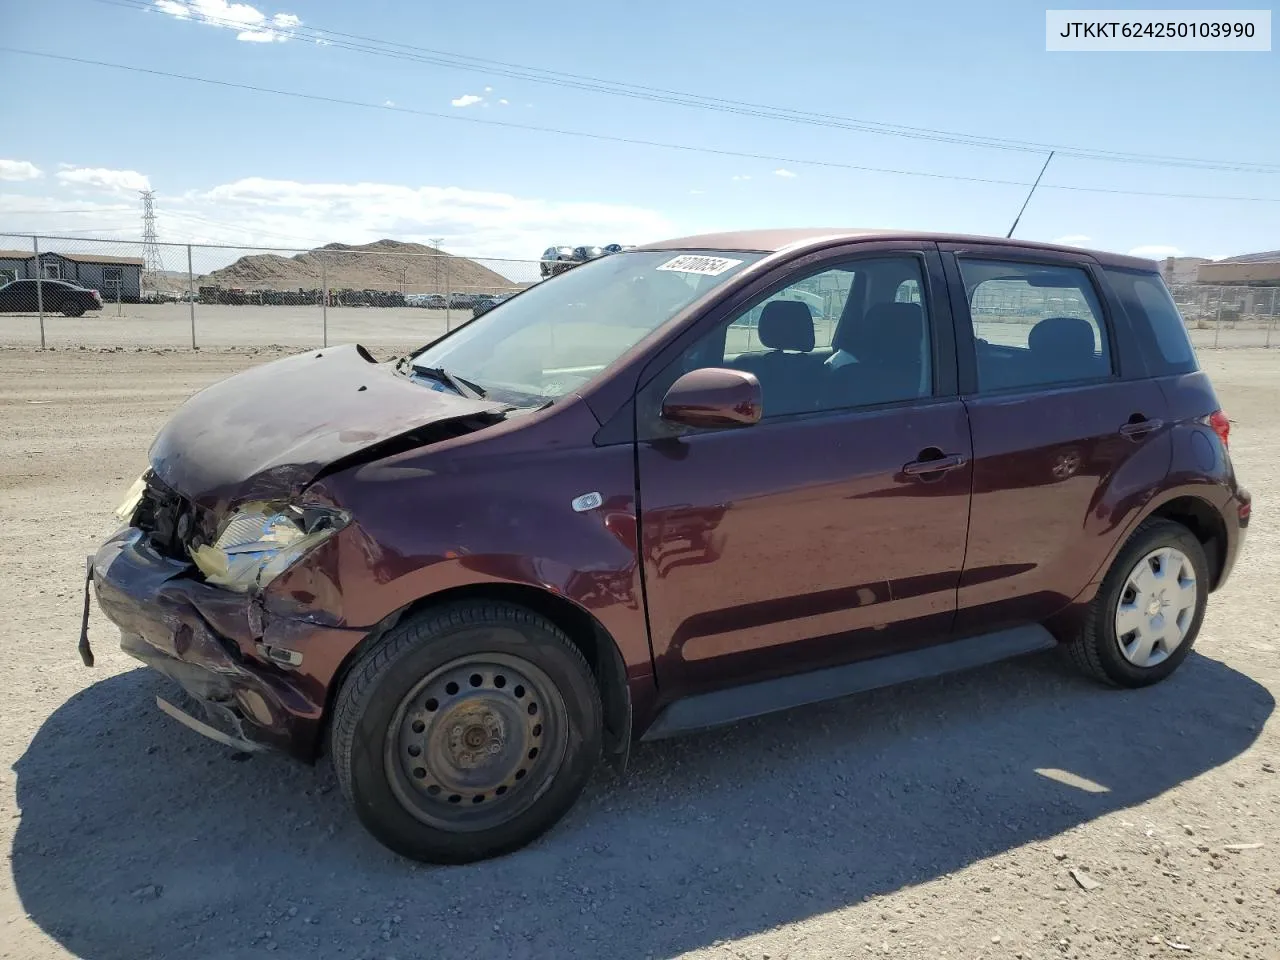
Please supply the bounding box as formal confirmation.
[206,239,517,293]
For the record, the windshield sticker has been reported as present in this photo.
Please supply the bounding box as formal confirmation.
[655,255,744,277]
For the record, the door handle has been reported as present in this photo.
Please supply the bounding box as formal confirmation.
[902,453,968,477]
[1119,417,1164,440]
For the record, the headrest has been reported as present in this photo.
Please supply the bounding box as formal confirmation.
[857,302,925,361]
[834,301,923,354]
[1028,316,1096,359]
[757,300,815,352]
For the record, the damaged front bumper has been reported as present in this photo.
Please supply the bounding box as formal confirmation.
[89,526,367,760]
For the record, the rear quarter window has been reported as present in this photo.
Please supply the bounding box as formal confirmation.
[1103,267,1198,375]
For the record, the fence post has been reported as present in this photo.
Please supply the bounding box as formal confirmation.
[186,245,197,349]
[1268,287,1277,349]
[444,258,452,333]
[32,235,45,349]
[1213,286,1223,348]
[321,260,328,348]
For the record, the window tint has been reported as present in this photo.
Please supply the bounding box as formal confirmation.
[958,259,1112,392]
[1103,267,1198,374]
[662,256,933,420]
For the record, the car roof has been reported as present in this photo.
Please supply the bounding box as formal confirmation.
[635,228,1156,270]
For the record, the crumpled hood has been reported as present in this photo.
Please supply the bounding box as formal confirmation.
[148,344,506,509]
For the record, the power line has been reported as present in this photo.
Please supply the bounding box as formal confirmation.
[0,208,133,215]
[7,46,1280,206]
[162,209,333,247]
[86,0,1280,176]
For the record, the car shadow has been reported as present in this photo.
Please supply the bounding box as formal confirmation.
[11,649,1272,960]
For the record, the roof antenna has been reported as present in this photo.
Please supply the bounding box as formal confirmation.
[1006,151,1055,239]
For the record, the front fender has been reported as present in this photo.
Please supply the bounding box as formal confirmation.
[264,397,653,684]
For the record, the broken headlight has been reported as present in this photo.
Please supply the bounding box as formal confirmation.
[114,474,148,523]
[190,501,349,594]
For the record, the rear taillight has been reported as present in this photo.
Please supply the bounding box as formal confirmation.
[1209,410,1231,450]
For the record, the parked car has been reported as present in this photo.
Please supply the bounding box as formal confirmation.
[603,243,633,255]
[470,294,501,319]
[572,245,605,264]
[540,245,577,279]
[0,278,102,317]
[87,229,1250,865]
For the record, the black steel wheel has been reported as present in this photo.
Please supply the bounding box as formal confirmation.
[385,653,566,831]
[330,601,602,864]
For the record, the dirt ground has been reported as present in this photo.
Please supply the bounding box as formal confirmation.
[1,345,1278,960]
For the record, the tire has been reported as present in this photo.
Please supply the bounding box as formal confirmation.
[62,302,85,318]
[330,601,603,864]
[1067,518,1209,688]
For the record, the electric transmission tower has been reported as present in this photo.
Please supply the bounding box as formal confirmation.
[140,190,166,290]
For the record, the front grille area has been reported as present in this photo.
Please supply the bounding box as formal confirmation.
[131,473,216,562]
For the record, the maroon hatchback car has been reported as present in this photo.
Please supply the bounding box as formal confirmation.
[87,229,1250,863]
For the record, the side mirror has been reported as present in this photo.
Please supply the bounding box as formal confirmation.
[660,367,763,429]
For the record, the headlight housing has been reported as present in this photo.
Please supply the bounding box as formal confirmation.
[190,501,349,594]
[114,474,148,523]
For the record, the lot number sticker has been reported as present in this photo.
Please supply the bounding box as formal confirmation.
[655,255,744,277]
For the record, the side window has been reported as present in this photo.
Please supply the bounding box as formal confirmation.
[958,258,1112,392]
[1103,266,1198,375]
[655,256,933,422]
[725,266,853,362]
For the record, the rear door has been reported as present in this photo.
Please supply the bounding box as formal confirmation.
[634,243,974,699]
[941,244,1171,632]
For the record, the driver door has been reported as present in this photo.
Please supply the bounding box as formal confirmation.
[635,244,973,700]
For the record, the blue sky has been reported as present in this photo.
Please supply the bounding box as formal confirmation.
[0,0,1276,262]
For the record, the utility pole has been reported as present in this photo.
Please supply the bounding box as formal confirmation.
[429,237,444,296]
[140,190,166,296]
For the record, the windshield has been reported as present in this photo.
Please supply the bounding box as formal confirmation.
[410,250,762,405]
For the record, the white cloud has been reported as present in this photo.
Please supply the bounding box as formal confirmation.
[0,159,43,181]
[731,175,752,181]
[773,168,797,178]
[383,99,396,107]
[484,86,493,93]
[1052,234,1092,247]
[11,169,676,261]
[152,0,301,42]
[174,175,676,260]
[56,166,152,193]
[451,94,483,108]
[498,98,509,106]
[1128,244,1184,259]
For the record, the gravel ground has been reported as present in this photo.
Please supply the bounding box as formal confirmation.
[1,345,1278,960]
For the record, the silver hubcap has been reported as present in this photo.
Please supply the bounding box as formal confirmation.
[384,652,566,832]
[1114,546,1198,668]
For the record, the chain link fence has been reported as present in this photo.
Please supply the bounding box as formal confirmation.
[1,234,1276,352]
[0,234,544,353]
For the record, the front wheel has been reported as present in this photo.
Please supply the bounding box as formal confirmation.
[330,601,603,864]
[1068,518,1209,687]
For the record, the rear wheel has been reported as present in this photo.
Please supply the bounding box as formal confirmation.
[330,601,602,864]
[1068,518,1208,687]
[61,301,85,318]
